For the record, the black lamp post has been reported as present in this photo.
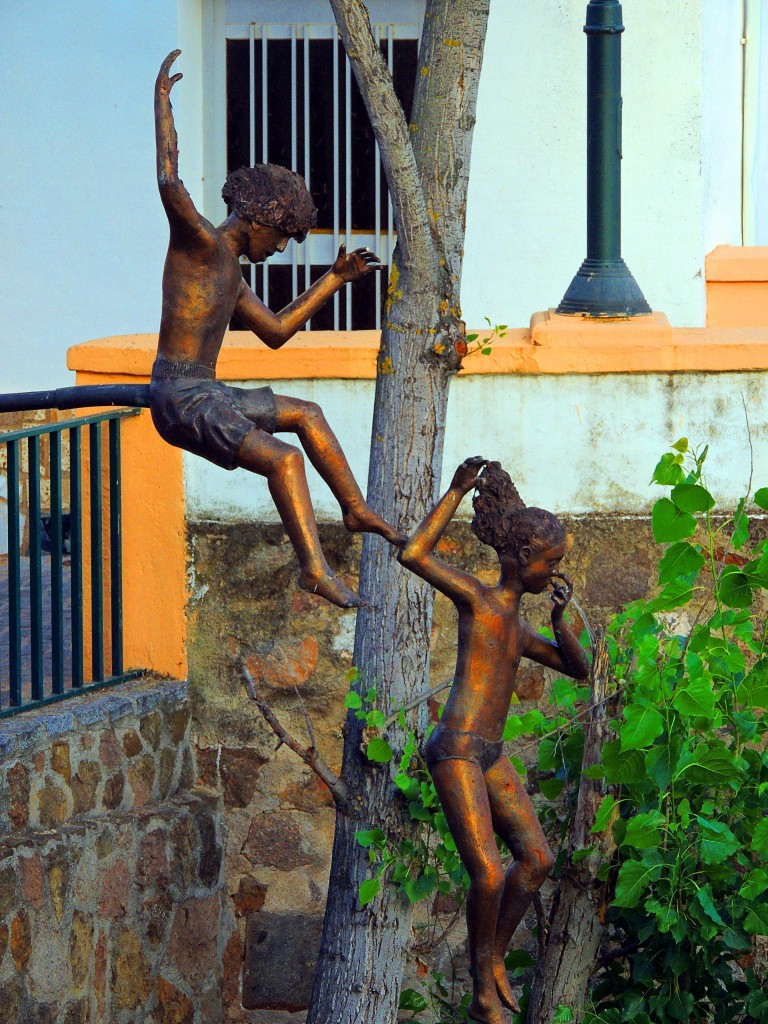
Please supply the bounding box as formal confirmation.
[557,0,650,317]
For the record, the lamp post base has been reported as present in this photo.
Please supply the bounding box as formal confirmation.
[557,258,651,318]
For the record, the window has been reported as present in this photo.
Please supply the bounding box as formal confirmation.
[206,1,423,330]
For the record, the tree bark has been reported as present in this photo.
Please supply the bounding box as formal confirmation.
[527,632,619,1023]
[306,3,490,1023]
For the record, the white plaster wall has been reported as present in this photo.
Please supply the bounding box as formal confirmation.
[701,0,743,260]
[184,372,768,521]
[0,1,186,393]
[0,1,747,393]
[462,0,727,331]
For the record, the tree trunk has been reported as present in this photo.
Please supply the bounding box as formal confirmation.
[306,3,489,1023]
[527,632,619,1023]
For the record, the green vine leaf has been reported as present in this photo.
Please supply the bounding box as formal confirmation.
[651,498,697,543]
[620,704,665,751]
[613,856,664,908]
[671,483,715,513]
[366,737,394,763]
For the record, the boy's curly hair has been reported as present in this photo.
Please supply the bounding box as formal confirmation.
[221,164,318,239]
[471,461,565,556]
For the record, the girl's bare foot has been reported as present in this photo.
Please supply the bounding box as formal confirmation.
[342,505,405,547]
[493,961,520,1013]
[297,568,363,609]
[467,989,510,1024]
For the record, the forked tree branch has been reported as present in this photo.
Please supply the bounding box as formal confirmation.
[241,660,349,809]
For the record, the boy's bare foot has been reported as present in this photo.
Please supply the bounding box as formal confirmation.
[342,506,405,548]
[493,963,520,1013]
[298,568,363,609]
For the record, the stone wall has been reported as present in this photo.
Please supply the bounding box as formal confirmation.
[0,677,233,1024]
[186,515,670,1023]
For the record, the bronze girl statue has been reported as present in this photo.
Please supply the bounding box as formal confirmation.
[398,457,589,1023]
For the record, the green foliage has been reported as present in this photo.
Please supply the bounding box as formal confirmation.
[564,439,768,1023]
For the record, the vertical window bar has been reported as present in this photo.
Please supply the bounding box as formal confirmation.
[108,419,123,676]
[303,25,312,320]
[262,24,270,307]
[27,436,44,700]
[387,27,395,267]
[249,22,257,169]
[69,427,84,688]
[89,422,104,682]
[49,431,64,695]
[7,440,22,706]
[345,46,353,330]
[248,19,257,298]
[291,24,299,302]
[332,32,340,330]
[374,26,383,329]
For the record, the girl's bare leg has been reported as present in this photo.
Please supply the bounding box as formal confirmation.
[237,429,361,608]
[430,759,509,1024]
[273,396,405,546]
[485,758,555,1010]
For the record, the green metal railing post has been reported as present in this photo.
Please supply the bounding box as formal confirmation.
[28,436,44,699]
[108,418,123,676]
[89,422,105,683]
[70,427,84,688]
[558,0,650,317]
[7,441,22,705]
[50,432,65,694]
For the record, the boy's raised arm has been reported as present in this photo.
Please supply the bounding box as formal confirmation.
[155,50,204,236]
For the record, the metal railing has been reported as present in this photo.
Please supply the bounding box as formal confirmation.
[0,408,142,717]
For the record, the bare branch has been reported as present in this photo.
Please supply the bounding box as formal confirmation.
[328,0,433,268]
[241,661,349,808]
[294,684,317,752]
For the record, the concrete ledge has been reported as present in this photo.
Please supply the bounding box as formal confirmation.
[706,245,768,282]
[68,318,768,382]
[706,246,768,329]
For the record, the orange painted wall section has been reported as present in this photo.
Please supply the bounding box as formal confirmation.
[72,369,187,681]
[706,246,768,329]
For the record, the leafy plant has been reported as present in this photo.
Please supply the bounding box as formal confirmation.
[579,438,768,1023]
[465,317,509,357]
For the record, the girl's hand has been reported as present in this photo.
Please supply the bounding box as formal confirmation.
[550,573,573,615]
[451,456,487,494]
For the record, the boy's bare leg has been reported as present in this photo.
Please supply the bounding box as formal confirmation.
[237,428,362,608]
[486,759,555,1011]
[273,396,405,546]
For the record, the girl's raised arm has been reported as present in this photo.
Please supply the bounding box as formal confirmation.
[397,457,486,604]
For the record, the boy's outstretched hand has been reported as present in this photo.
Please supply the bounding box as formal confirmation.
[332,244,384,282]
[156,50,183,98]
[451,456,487,494]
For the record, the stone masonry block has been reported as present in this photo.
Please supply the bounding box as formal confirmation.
[243,912,323,1011]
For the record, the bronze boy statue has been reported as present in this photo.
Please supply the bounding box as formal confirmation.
[398,458,589,1023]
[153,50,403,608]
